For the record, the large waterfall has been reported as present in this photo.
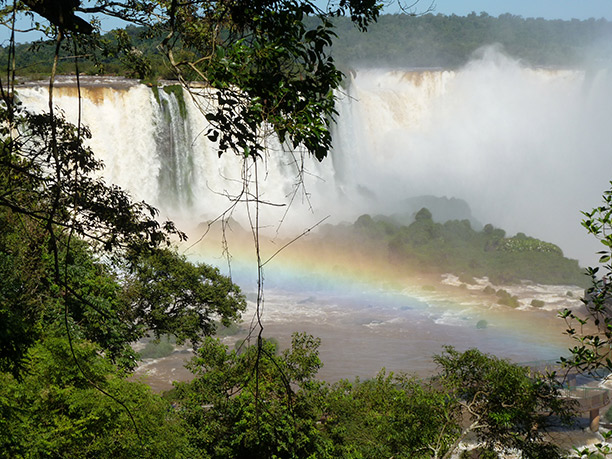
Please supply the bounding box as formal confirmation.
[332,53,612,268]
[17,49,612,267]
[17,48,612,379]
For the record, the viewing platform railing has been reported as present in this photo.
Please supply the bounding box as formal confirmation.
[520,359,611,431]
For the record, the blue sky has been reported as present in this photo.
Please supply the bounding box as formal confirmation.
[423,0,612,20]
[5,0,612,44]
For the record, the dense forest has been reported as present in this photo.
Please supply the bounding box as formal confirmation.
[330,13,612,69]
[3,13,612,81]
[3,0,612,457]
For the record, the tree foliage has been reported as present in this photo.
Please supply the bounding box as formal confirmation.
[0,0,383,453]
[0,103,246,377]
[170,340,575,459]
[0,0,382,375]
[6,13,612,79]
[120,248,245,346]
[173,333,328,458]
[322,371,458,458]
[560,182,612,376]
[4,12,612,79]
[2,0,381,160]
[347,209,586,287]
[329,13,612,69]
[434,346,574,459]
[0,335,190,458]
[0,2,592,458]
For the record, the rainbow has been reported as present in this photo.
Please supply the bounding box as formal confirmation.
[183,226,580,380]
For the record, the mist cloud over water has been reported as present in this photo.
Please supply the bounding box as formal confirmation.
[328,46,612,266]
[17,47,612,267]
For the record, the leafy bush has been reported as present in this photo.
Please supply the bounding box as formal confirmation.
[496,289,520,308]
[0,336,190,458]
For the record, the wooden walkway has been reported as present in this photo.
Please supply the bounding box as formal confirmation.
[522,360,611,431]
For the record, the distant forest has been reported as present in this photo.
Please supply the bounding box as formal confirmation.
[4,13,612,80]
[315,207,588,289]
[331,13,612,69]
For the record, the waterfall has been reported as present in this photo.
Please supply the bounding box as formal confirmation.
[330,55,612,267]
[16,79,322,231]
[153,86,196,209]
[15,48,612,265]
[16,80,164,204]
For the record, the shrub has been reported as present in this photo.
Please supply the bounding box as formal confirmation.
[496,289,509,297]
[496,289,520,308]
[483,285,496,295]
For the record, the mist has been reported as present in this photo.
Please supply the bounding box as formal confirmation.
[320,46,612,267]
[16,46,612,268]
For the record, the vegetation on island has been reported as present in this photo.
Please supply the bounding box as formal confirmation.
[315,206,588,288]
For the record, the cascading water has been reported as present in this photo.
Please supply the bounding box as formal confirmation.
[153,87,196,209]
[17,79,164,204]
[17,79,306,227]
[330,52,612,268]
[18,50,612,266]
[15,48,612,380]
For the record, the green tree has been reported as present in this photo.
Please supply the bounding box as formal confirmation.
[322,371,459,458]
[560,181,612,376]
[0,0,384,377]
[0,106,246,376]
[433,346,574,459]
[559,183,612,459]
[173,333,328,458]
[0,71,247,459]
[414,207,433,221]
[3,0,382,161]
[0,335,191,458]
[0,0,383,454]
[120,248,245,347]
[170,340,575,458]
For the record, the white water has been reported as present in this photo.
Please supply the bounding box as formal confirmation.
[17,48,612,266]
[331,52,612,267]
[17,49,612,379]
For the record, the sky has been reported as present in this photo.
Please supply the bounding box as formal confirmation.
[3,0,612,44]
[423,0,612,20]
